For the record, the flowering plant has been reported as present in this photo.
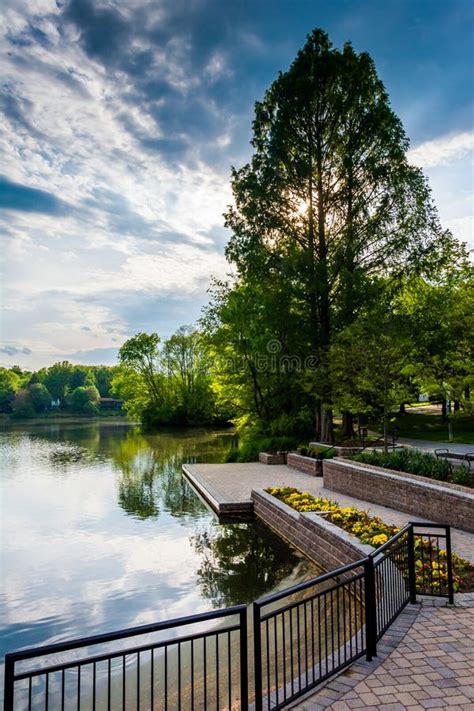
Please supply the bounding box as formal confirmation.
[266,487,471,592]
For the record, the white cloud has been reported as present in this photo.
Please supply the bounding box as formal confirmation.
[0,2,235,368]
[408,130,474,168]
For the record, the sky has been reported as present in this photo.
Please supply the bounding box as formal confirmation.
[1,0,473,370]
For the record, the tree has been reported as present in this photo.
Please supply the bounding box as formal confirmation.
[69,367,90,390]
[92,365,119,397]
[162,326,215,424]
[27,383,52,413]
[222,28,462,441]
[70,385,100,414]
[0,368,21,413]
[11,389,35,419]
[118,333,162,408]
[331,293,412,450]
[398,267,474,418]
[43,361,74,405]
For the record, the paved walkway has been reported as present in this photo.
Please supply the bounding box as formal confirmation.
[183,462,474,564]
[399,439,474,456]
[291,596,474,710]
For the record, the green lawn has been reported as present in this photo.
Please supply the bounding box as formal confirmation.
[390,411,474,444]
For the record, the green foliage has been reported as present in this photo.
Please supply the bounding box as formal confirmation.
[353,448,469,485]
[1,363,119,418]
[43,361,74,404]
[114,328,223,427]
[69,385,100,414]
[206,28,467,443]
[307,446,335,460]
[225,434,300,462]
[0,367,21,413]
[11,389,36,419]
[27,383,52,413]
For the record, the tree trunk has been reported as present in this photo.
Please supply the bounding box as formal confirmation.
[399,402,406,415]
[453,399,460,412]
[441,398,448,420]
[314,403,321,442]
[342,411,354,439]
[320,404,334,444]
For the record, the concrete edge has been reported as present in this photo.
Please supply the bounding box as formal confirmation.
[182,463,254,515]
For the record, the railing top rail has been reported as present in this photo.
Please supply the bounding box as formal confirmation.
[410,521,450,531]
[5,604,247,664]
[254,558,367,608]
[13,622,242,682]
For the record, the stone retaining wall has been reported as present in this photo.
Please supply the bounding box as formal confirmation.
[258,452,286,465]
[252,489,372,575]
[323,458,474,533]
[287,452,322,476]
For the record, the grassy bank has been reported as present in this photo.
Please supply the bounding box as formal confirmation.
[390,411,474,444]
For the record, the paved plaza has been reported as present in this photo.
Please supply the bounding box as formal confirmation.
[183,462,474,563]
[291,596,474,710]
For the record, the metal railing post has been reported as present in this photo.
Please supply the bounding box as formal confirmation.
[407,525,417,604]
[364,558,377,661]
[252,602,263,711]
[445,526,454,605]
[240,607,249,711]
[3,654,15,711]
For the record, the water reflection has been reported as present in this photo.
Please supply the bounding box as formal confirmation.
[193,522,314,608]
[0,423,320,703]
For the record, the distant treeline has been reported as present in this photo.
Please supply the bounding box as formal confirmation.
[0,326,232,426]
[0,363,119,418]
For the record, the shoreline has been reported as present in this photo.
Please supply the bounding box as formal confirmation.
[0,415,136,426]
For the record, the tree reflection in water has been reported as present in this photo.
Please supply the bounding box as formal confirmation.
[192,522,318,608]
[110,427,230,520]
[109,426,320,607]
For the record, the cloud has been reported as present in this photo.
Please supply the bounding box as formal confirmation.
[0,176,69,215]
[408,131,474,168]
[0,344,32,356]
[1,0,472,369]
[66,346,120,365]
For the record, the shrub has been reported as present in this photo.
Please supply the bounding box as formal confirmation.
[307,446,335,460]
[352,448,459,483]
[225,434,299,462]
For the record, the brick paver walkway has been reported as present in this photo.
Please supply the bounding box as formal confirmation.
[292,596,474,710]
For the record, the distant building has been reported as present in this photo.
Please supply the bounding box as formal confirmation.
[99,397,123,410]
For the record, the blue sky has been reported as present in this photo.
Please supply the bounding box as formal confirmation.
[1,0,473,369]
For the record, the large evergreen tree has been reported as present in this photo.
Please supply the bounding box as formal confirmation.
[221,28,460,442]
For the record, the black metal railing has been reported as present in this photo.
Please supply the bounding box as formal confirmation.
[251,522,454,710]
[253,560,367,710]
[371,524,412,640]
[4,607,248,711]
[412,523,454,602]
[4,523,454,710]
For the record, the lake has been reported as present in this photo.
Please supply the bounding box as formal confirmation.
[0,422,320,702]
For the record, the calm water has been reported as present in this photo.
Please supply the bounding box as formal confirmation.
[0,422,319,695]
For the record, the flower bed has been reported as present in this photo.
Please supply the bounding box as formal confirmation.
[352,448,470,486]
[266,487,473,592]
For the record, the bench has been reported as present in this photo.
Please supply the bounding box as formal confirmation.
[434,448,474,471]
